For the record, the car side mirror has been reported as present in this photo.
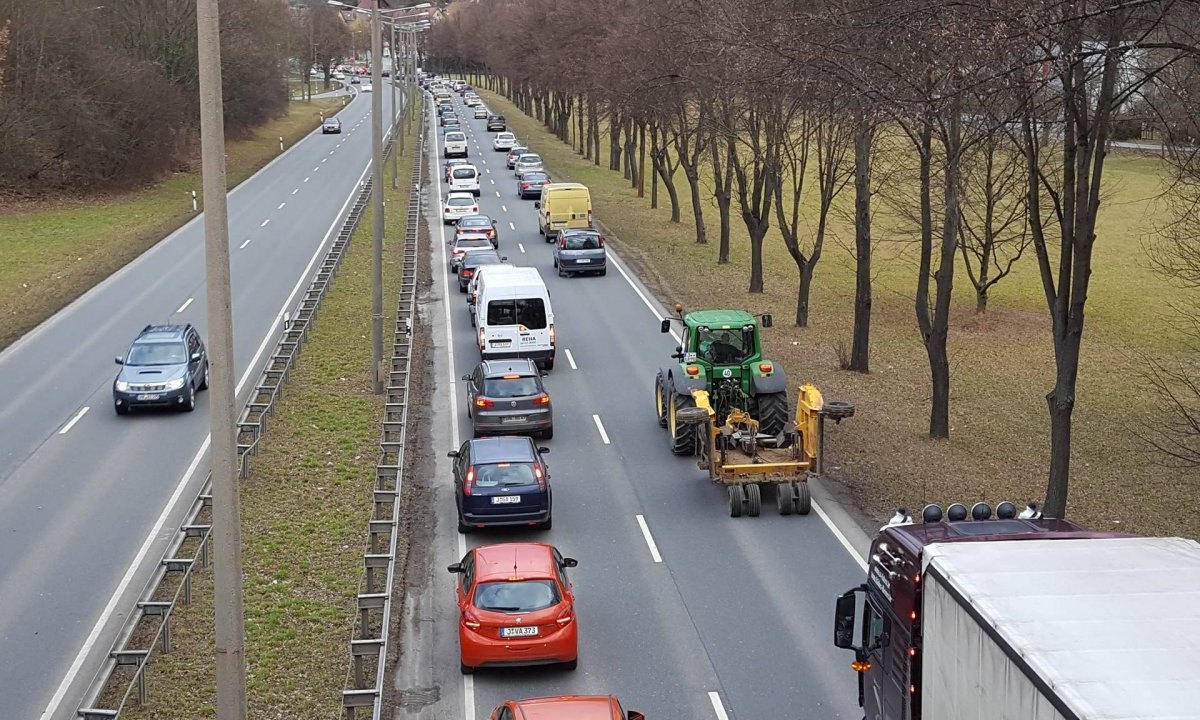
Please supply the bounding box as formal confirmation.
[540,371,548,378]
[834,588,863,650]
[627,713,646,720]
[561,557,578,568]
[501,256,508,261]
[537,447,550,454]
[447,562,464,574]
[114,356,124,365]
[761,313,774,328]
[660,319,671,334]
[461,374,471,381]
[533,201,541,209]
[447,450,459,458]
[191,352,201,362]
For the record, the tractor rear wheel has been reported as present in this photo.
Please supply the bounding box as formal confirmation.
[668,391,698,455]
[755,391,789,436]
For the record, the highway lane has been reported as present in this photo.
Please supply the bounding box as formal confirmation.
[0,88,397,720]
[396,90,867,720]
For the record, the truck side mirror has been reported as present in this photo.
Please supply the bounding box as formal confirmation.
[761,313,773,328]
[660,319,671,333]
[834,589,860,649]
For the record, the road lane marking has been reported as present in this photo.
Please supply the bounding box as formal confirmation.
[610,256,682,343]
[176,297,194,314]
[260,218,270,228]
[58,406,90,435]
[292,188,299,195]
[592,414,610,444]
[277,202,286,210]
[518,243,525,254]
[708,692,730,720]
[501,205,508,212]
[313,167,319,172]
[321,157,328,163]
[494,191,500,197]
[239,238,253,250]
[509,222,515,231]
[41,148,384,720]
[564,348,577,369]
[635,515,663,563]
[489,179,495,185]
[304,177,311,183]
[485,168,490,174]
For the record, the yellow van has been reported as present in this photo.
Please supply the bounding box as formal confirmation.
[536,183,592,241]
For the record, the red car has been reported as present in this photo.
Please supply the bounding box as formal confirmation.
[448,542,579,674]
[489,695,644,720]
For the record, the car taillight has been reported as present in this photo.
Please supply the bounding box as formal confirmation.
[555,605,574,626]
[558,238,566,249]
[534,465,546,491]
[462,268,473,277]
[453,248,465,256]
[462,607,482,630]
[598,235,605,247]
[464,465,476,495]
[549,325,555,346]
[534,393,550,406]
[475,397,494,408]
[521,183,530,189]
[479,327,486,351]
[588,209,593,226]
[486,229,495,237]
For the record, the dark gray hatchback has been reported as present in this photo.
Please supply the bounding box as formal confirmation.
[113,324,209,414]
[463,359,553,438]
[447,436,552,533]
[552,228,607,277]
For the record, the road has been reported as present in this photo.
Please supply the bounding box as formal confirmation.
[0,87,397,720]
[393,91,874,720]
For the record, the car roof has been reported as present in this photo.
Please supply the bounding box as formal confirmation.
[559,227,601,236]
[544,182,588,191]
[446,192,475,199]
[513,696,619,720]
[687,309,758,326]
[455,234,492,244]
[466,436,537,464]
[461,251,502,266]
[480,358,539,377]
[472,542,556,583]
[458,214,493,223]
[517,153,541,160]
[136,324,189,342]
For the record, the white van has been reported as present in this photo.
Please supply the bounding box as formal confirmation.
[475,267,556,371]
[448,163,480,195]
[443,130,468,158]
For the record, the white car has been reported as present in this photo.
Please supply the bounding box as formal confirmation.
[492,132,517,152]
[474,106,488,119]
[465,96,482,107]
[448,164,481,196]
[514,153,544,177]
[443,131,468,158]
[361,84,373,92]
[442,192,479,225]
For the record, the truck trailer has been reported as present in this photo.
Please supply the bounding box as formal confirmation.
[834,502,1200,720]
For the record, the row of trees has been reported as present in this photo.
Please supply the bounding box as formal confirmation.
[426,0,1200,515]
[0,0,356,191]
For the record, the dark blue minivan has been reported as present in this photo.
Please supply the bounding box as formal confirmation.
[447,437,552,533]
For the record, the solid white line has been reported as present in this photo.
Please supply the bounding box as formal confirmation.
[592,414,610,445]
[564,348,577,370]
[57,406,90,435]
[260,218,270,228]
[41,151,380,720]
[708,692,730,720]
[635,514,663,563]
[176,297,194,314]
[277,202,286,210]
[238,238,252,250]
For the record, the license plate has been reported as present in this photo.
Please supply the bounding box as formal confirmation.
[491,339,511,347]
[491,495,521,504]
[137,394,160,401]
[574,258,591,264]
[502,416,527,424]
[501,626,539,637]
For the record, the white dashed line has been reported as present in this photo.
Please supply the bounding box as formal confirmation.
[292,188,299,195]
[592,414,610,444]
[518,243,525,254]
[495,191,500,197]
[58,406,90,435]
[501,205,508,213]
[485,168,491,174]
[481,159,487,164]
[239,237,253,249]
[564,348,577,369]
[635,515,663,563]
[313,167,319,172]
[260,218,270,228]
[490,179,495,185]
[329,149,335,155]
[176,297,194,314]
[277,202,286,210]
[708,692,730,720]
[321,157,328,163]
[304,177,311,183]
[509,222,515,231]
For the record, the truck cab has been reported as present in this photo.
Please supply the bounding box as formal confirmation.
[833,502,1103,720]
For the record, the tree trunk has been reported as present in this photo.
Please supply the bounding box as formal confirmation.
[637,119,647,197]
[796,261,815,327]
[976,288,988,313]
[650,123,660,209]
[591,103,601,166]
[623,117,636,181]
[684,165,707,243]
[849,116,873,373]
[609,108,621,171]
[711,138,734,264]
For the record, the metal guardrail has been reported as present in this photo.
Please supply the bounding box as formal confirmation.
[76,133,398,720]
[341,94,425,720]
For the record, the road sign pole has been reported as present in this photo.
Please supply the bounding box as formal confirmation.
[370,6,385,394]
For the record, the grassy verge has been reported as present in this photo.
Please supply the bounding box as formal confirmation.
[118,119,416,719]
[0,95,346,351]
[475,86,1200,539]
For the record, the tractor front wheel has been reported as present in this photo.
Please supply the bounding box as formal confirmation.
[668,391,698,455]
[654,377,668,428]
[755,391,790,436]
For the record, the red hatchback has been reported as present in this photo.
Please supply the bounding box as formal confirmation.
[489,695,645,720]
[448,542,579,674]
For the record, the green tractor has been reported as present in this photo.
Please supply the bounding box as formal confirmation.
[654,304,789,455]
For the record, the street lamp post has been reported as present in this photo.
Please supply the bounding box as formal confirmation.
[370,4,384,394]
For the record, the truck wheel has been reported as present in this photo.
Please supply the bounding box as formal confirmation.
[776,482,794,515]
[727,485,745,517]
[654,377,668,428]
[746,483,761,517]
[795,482,812,515]
[668,391,698,455]
[755,391,789,436]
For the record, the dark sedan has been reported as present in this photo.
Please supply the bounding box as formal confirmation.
[458,250,507,293]
[447,436,552,533]
[516,171,549,199]
[486,114,506,131]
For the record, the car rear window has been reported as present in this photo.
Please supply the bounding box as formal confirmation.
[519,155,542,164]
[563,233,601,250]
[474,462,537,488]
[465,255,502,268]
[446,133,466,141]
[458,238,492,249]
[474,580,559,613]
[486,299,547,329]
[452,168,476,179]
[127,342,187,366]
[483,376,539,397]
[448,197,474,206]
[460,217,489,227]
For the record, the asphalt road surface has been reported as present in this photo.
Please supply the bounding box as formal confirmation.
[0,88,397,720]
[393,90,873,720]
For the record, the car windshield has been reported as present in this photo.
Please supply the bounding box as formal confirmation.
[562,233,601,250]
[126,341,187,366]
[452,169,476,179]
[486,299,547,329]
[448,197,474,207]
[474,580,559,613]
[697,327,754,364]
[483,376,540,397]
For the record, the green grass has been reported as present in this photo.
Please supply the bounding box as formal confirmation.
[118,117,416,720]
[475,86,1200,540]
[0,96,345,351]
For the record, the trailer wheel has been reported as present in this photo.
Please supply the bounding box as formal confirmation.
[795,482,812,515]
[776,482,794,515]
[746,483,761,517]
[727,485,745,517]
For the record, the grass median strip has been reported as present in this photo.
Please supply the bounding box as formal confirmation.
[0,96,345,351]
[474,85,1198,539]
[117,124,415,720]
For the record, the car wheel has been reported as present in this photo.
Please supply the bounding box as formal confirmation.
[540,426,554,440]
[558,267,567,278]
[537,515,552,531]
[552,258,558,268]
[183,384,196,412]
[460,662,475,675]
[458,283,466,294]
[115,401,129,416]
[562,657,577,671]
[457,514,473,534]
[198,362,210,390]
